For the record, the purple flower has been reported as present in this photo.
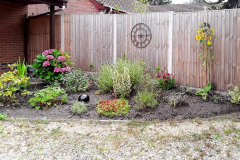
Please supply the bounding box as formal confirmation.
[42,61,50,67]
[54,67,62,72]
[57,56,66,62]
[46,55,54,60]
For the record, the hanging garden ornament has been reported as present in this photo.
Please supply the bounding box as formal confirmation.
[78,94,90,102]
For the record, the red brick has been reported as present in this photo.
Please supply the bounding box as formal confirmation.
[0,0,27,73]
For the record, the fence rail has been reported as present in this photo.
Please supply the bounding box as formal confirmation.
[27,9,240,91]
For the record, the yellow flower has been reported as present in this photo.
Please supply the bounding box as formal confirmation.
[211,28,215,35]
[207,41,212,45]
[196,35,202,40]
[197,30,202,35]
[209,36,212,40]
[202,34,205,37]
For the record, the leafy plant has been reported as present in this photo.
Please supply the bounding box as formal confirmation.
[0,113,7,120]
[134,88,158,109]
[158,73,176,90]
[29,49,72,83]
[96,58,144,92]
[61,68,89,92]
[89,63,95,71]
[196,83,212,99]
[228,86,240,104]
[0,64,29,103]
[71,101,88,114]
[196,22,215,84]
[96,63,114,92]
[29,85,67,109]
[16,57,27,77]
[96,98,130,117]
[112,67,132,98]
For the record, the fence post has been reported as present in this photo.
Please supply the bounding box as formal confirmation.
[168,11,174,74]
[61,14,65,51]
[113,14,117,63]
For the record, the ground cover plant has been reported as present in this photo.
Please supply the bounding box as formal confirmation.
[96,98,131,117]
[61,68,89,92]
[29,85,67,110]
[71,101,88,114]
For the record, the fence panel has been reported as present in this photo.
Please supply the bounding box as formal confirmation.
[27,10,240,91]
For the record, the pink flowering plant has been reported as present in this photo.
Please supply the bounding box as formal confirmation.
[29,49,72,82]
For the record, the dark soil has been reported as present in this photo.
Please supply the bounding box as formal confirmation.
[1,82,240,121]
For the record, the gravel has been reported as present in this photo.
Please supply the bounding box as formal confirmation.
[0,115,240,160]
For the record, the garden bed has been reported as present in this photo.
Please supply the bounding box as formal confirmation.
[0,82,240,121]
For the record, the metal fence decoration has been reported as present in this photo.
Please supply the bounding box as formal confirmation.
[131,23,152,48]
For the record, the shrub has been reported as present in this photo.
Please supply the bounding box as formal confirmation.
[96,59,144,92]
[71,102,88,114]
[158,73,175,90]
[61,68,89,92]
[96,98,130,117]
[114,59,144,90]
[112,67,132,98]
[0,64,29,103]
[96,64,114,92]
[228,86,240,104]
[134,89,158,109]
[30,49,72,83]
[29,85,67,109]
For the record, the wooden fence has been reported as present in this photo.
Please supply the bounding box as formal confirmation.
[27,9,240,91]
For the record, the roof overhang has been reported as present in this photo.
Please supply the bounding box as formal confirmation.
[5,0,68,7]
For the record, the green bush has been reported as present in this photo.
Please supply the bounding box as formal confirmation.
[61,68,89,92]
[0,64,29,103]
[228,86,240,104]
[71,102,88,114]
[29,49,72,83]
[96,98,130,117]
[96,59,144,92]
[29,85,67,109]
[158,73,175,90]
[96,64,114,92]
[112,67,132,98]
[134,89,158,109]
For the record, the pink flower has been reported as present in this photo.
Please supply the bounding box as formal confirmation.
[48,49,54,53]
[61,68,67,72]
[42,49,54,56]
[46,55,54,60]
[57,56,66,62]
[42,50,49,56]
[66,66,71,71]
[42,61,50,67]
[54,67,62,72]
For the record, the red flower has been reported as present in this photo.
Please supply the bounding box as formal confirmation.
[166,73,170,76]
[158,75,161,78]
[163,75,166,79]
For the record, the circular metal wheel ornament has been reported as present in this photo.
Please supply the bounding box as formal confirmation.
[131,23,152,48]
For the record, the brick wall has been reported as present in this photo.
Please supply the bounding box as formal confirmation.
[0,0,27,74]
[28,0,101,16]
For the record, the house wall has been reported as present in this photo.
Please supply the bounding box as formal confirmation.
[28,0,101,16]
[0,0,27,74]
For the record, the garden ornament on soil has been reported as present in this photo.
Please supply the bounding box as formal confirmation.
[78,94,90,102]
